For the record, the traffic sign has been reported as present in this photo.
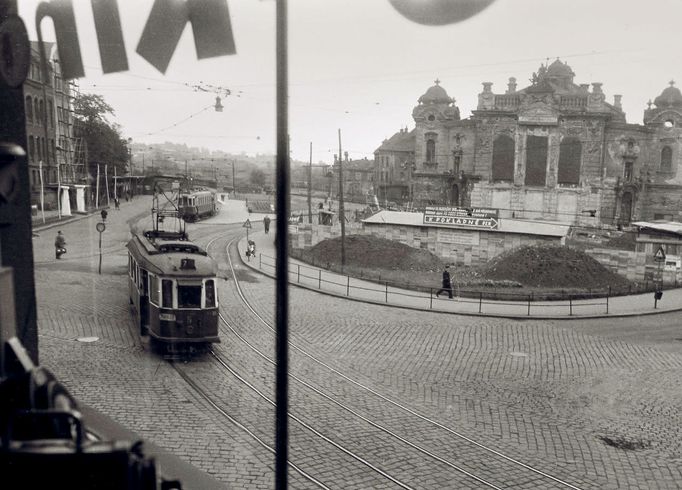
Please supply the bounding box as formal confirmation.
[96,222,106,233]
[654,246,666,262]
[243,219,251,229]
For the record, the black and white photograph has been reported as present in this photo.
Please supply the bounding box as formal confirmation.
[2,0,682,488]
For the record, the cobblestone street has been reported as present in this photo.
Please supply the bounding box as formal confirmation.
[30,198,682,489]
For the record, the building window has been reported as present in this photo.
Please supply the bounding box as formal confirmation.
[426,139,436,163]
[492,135,515,182]
[25,96,33,123]
[525,135,548,186]
[36,137,42,161]
[661,146,672,172]
[29,136,35,160]
[558,137,582,186]
[39,99,45,123]
[624,161,633,182]
[48,98,54,127]
[453,153,461,175]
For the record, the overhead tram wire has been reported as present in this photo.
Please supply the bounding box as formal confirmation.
[131,104,216,138]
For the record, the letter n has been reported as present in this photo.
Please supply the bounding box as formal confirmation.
[36,0,84,79]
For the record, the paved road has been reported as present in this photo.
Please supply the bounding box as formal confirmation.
[31,198,682,489]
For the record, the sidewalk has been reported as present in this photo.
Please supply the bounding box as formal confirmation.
[239,229,682,320]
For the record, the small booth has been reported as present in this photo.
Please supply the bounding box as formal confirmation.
[318,209,337,226]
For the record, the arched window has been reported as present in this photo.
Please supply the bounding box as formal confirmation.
[39,99,45,123]
[25,96,33,122]
[492,135,515,182]
[36,137,42,160]
[558,137,582,186]
[29,136,35,159]
[426,139,436,163]
[661,146,673,172]
[48,98,54,127]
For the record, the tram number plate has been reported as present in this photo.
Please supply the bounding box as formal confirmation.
[159,313,176,321]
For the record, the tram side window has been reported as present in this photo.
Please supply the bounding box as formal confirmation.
[178,285,202,308]
[141,270,149,296]
[205,280,216,308]
[150,275,159,305]
[162,280,173,308]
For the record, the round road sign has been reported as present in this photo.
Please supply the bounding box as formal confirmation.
[96,222,106,233]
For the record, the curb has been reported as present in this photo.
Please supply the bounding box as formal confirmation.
[236,236,682,321]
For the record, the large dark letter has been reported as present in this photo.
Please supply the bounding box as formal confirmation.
[35,0,83,79]
[136,0,236,74]
[91,0,128,73]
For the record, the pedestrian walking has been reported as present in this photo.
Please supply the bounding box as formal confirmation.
[54,230,66,259]
[436,264,453,299]
[263,215,271,234]
[114,197,120,210]
[245,240,256,261]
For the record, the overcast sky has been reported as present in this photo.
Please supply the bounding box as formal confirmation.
[18,0,682,162]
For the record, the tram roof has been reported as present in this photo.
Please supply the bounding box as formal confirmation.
[127,234,218,277]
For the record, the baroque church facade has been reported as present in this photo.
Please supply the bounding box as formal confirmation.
[374,59,682,227]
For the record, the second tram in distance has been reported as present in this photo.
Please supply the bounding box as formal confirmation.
[178,189,217,222]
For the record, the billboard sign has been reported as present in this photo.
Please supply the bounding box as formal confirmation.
[423,206,499,230]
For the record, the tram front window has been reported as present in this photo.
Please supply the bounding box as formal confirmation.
[178,285,202,308]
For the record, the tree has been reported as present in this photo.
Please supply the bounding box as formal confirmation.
[73,93,129,178]
[250,168,266,188]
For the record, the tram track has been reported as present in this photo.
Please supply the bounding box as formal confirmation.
[200,232,589,489]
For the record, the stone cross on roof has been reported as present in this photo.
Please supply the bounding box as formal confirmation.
[670,80,676,87]
[434,79,440,85]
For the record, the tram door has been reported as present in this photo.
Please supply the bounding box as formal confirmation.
[140,270,150,331]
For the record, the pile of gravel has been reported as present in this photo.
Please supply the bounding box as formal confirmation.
[477,245,631,289]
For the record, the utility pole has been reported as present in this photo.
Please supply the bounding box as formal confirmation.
[338,129,345,269]
[232,159,236,195]
[308,142,312,223]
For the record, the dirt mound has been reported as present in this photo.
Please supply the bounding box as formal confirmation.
[306,235,443,272]
[478,245,631,289]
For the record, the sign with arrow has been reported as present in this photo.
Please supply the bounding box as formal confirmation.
[654,246,666,262]
[423,206,499,230]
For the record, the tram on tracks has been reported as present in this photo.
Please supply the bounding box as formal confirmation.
[178,188,217,222]
[127,182,220,357]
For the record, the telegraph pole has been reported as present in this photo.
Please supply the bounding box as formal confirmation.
[338,129,345,269]
[308,142,312,223]
[232,159,236,195]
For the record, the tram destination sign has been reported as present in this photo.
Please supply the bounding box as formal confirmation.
[423,206,499,230]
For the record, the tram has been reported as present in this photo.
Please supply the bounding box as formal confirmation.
[178,189,217,222]
[126,185,220,357]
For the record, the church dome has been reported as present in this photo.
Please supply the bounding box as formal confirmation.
[654,81,682,108]
[546,59,574,78]
[418,80,453,104]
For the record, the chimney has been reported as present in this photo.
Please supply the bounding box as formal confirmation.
[482,82,493,93]
[613,94,622,110]
[591,82,603,94]
[507,77,517,94]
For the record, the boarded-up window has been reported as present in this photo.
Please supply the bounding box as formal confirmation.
[558,137,582,185]
[492,135,515,181]
[661,146,672,172]
[525,135,548,186]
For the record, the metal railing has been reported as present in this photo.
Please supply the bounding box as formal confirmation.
[254,252,619,317]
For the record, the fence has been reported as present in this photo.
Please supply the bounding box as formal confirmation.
[254,252,615,317]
